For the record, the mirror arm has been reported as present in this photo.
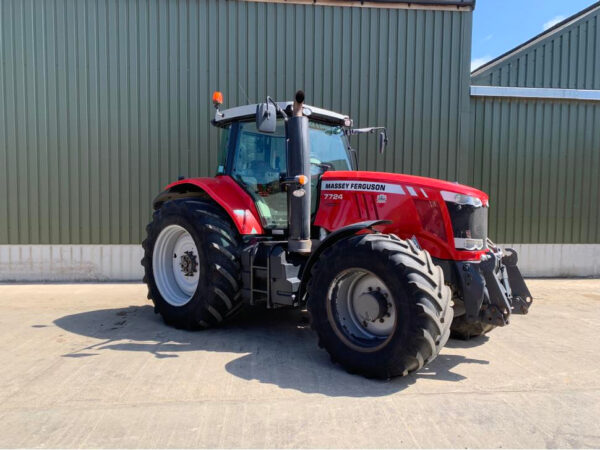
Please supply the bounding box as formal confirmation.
[346,127,389,155]
[266,96,289,121]
[346,126,387,136]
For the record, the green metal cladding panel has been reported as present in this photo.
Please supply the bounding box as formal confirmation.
[469,96,600,244]
[0,0,473,245]
[472,5,600,89]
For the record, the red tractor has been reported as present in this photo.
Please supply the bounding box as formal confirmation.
[142,91,532,378]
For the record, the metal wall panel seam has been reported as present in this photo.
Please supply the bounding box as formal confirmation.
[0,0,8,244]
[240,0,475,11]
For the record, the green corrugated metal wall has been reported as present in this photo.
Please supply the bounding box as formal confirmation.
[469,97,600,244]
[469,4,600,244]
[471,4,600,89]
[0,0,473,245]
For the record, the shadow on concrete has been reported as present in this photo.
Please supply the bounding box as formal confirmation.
[445,334,491,348]
[54,305,488,397]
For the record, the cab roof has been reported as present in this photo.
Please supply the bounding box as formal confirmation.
[212,102,352,128]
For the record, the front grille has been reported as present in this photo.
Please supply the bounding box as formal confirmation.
[445,203,488,250]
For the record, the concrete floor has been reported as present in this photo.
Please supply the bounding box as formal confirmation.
[0,280,598,448]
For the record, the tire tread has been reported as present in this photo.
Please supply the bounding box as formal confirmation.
[141,198,244,329]
[307,233,453,379]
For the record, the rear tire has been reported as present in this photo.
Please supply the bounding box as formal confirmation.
[450,315,496,340]
[307,233,453,379]
[141,199,243,329]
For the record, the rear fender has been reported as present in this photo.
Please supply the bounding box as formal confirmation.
[153,176,264,236]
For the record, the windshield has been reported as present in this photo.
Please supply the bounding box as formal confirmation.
[232,120,351,228]
[308,122,352,171]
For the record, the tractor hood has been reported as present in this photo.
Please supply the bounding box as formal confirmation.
[315,171,490,261]
[320,171,489,204]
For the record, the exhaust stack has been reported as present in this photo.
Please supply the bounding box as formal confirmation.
[286,90,312,254]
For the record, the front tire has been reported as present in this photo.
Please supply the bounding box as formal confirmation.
[307,234,453,379]
[141,199,243,329]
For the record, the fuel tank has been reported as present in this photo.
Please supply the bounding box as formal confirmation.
[314,171,490,261]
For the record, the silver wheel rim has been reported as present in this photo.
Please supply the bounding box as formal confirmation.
[153,225,200,307]
[326,268,396,351]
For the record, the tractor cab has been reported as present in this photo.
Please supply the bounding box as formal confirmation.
[211,95,356,230]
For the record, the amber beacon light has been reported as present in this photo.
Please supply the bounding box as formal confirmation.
[212,91,223,108]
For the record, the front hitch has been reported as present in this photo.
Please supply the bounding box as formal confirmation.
[502,248,533,315]
[450,247,533,327]
[479,253,511,326]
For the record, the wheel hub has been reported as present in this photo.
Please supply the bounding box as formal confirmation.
[152,225,200,307]
[355,289,390,323]
[327,269,396,345]
[179,251,198,277]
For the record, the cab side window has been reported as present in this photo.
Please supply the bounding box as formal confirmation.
[232,122,288,228]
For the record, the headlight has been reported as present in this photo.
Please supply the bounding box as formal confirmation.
[453,237,485,251]
[441,190,483,207]
[442,191,488,251]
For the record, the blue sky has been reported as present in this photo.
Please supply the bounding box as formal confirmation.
[471,0,595,71]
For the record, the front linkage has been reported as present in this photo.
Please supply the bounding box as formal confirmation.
[441,242,533,329]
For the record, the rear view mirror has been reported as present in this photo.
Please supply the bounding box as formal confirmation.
[256,102,277,133]
[347,126,388,155]
[378,131,388,154]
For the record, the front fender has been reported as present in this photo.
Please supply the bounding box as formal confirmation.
[153,175,264,236]
[297,220,391,303]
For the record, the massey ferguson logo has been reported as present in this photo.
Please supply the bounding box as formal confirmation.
[323,182,386,191]
[322,180,407,195]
